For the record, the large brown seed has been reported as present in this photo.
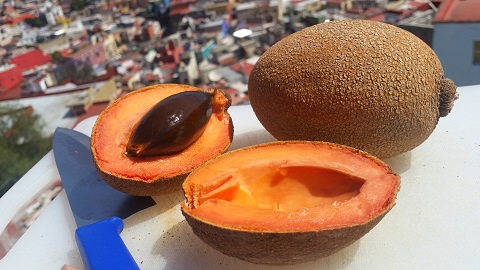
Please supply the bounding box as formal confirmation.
[125,91,213,157]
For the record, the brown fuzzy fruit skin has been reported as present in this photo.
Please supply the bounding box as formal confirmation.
[181,141,400,265]
[91,84,233,196]
[182,206,391,265]
[248,20,458,158]
[93,162,189,196]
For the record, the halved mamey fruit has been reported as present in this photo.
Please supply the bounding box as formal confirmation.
[91,84,233,196]
[181,141,400,265]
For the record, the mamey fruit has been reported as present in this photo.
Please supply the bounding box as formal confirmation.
[181,141,400,265]
[248,19,458,158]
[91,84,233,196]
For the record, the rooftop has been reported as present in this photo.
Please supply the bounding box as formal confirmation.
[434,0,480,22]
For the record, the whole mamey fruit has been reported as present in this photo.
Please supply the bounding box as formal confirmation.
[181,141,400,265]
[248,20,458,158]
[91,84,233,196]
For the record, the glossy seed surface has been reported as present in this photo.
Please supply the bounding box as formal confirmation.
[125,91,213,157]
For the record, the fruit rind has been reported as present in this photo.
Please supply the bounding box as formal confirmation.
[181,141,400,265]
[94,162,189,195]
[182,204,392,265]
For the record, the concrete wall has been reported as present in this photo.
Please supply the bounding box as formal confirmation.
[433,23,480,87]
[398,24,433,47]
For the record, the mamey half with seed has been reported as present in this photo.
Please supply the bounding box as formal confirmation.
[248,20,458,158]
[91,84,233,196]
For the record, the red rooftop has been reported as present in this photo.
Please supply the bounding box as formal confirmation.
[434,0,480,22]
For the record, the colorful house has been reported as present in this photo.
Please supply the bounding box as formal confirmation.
[67,42,108,67]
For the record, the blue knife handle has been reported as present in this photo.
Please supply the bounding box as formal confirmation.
[75,217,140,270]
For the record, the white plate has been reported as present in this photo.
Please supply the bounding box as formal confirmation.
[1,88,480,270]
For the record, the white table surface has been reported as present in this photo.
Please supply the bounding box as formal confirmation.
[0,85,479,270]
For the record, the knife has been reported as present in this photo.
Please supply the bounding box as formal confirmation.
[53,127,156,270]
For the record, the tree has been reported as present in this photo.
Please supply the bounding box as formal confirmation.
[71,0,87,11]
[55,59,94,84]
[24,17,48,28]
[0,104,52,197]
[50,51,64,63]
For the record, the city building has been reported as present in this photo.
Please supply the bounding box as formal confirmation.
[67,42,108,68]
[104,34,121,61]
[38,0,65,26]
[66,78,121,116]
[433,0,480,87]
[0,65,23,93]
[8,48,52,72]
[0,25,13,47]
[36,31,71,55]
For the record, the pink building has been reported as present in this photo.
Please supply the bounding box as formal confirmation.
[67,43,107,67]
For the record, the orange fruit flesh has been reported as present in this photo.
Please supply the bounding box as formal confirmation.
[182,142,399,232]
[92,84,232,182]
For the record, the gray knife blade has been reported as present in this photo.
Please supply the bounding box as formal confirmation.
[53,127,156,270]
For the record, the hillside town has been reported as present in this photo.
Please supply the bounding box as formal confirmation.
[0,0,479,259]
[1,0,477,133]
